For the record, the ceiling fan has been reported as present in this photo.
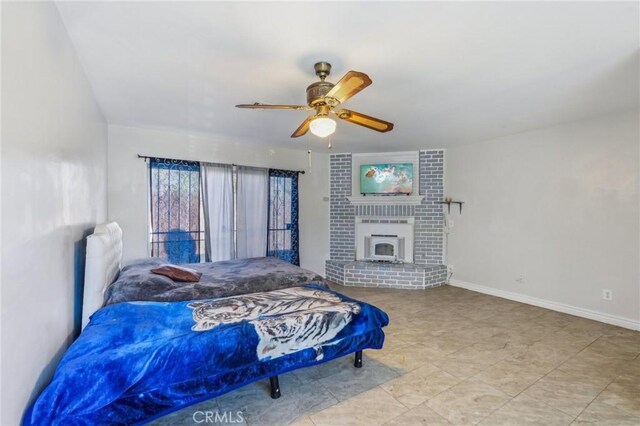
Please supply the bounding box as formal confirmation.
[236,62,394,138]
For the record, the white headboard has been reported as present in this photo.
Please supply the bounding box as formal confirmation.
[81,222,123,329]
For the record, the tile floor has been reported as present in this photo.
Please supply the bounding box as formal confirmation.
[152,284,640,425]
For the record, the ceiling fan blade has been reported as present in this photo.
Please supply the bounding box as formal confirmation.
[291,115,314,138]
[325,71,372,104]
[333,109,394,133]
[236,103,312,110]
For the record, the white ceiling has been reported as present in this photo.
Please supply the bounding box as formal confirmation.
[56,1,639,153]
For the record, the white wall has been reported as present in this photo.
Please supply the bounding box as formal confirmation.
[107,124,329,276]
[446,110,639,329]
[1,2,108,423]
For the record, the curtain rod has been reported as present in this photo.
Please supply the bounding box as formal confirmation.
[136,154,305,174]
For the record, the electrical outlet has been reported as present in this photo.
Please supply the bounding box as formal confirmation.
[515,274,525,284]
[602,289,613,301]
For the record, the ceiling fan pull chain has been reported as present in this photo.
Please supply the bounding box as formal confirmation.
[307,134,312,172]
[327,134,333,150]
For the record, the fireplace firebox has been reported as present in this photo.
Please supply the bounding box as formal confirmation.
[355,217,415,264]
[364,234,406,262]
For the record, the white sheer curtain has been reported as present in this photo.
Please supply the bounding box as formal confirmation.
[236,166,269,259]
[201,164,234,262]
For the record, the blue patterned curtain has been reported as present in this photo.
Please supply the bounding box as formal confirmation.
[267,169,299,266]
[149,158,203,264]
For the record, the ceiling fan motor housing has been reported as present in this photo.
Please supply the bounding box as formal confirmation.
[306,81,335,106]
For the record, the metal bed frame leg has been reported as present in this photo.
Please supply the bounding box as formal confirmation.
[269,375,281,399]
[268,352,362,399]
[354,350,363,368]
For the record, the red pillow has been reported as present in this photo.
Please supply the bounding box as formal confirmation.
[150,264,202,282]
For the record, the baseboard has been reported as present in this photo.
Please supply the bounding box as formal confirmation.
[449,279,640,331]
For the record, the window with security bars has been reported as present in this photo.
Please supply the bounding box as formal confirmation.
[147,158,301,266]
[149,158,204,263]
[267,169,299,266]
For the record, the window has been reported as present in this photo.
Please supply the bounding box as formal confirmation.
[149,158,204,263]
[147,158,300,266]
[267,169,300,266]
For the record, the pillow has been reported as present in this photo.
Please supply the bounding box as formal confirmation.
[150,264,202,282]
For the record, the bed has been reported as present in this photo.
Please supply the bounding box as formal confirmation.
[24,223,389,425]
[103,256,325,306]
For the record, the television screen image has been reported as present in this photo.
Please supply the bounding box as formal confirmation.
[360,163,413,195]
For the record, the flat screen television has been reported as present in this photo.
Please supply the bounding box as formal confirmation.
[360,163,413,195]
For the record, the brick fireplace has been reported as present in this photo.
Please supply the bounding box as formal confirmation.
[325,150,447,289]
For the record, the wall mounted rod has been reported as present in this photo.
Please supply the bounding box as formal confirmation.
[136,154,305,174]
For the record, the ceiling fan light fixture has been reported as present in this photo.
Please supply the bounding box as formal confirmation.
[309,116,336,138]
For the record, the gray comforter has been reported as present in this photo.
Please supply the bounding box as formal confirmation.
[103,257,325,306]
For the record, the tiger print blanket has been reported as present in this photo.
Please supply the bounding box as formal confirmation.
[189,287,361,360]
[25,285,389,426]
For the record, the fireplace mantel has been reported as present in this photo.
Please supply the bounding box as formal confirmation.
[347,195,425,206]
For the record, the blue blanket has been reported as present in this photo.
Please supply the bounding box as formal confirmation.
[25,285,388,425]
